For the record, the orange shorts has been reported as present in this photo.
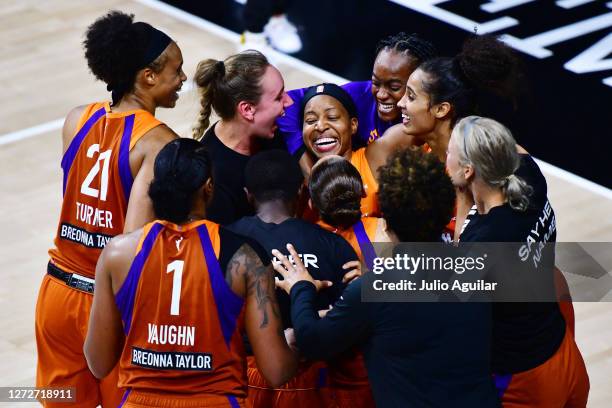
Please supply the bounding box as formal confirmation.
[327,350,375,408]
[119,389,248,407]
[555,267,575,335]
[247,356,332,408]
[494,328,589,408]
[327,386,376,408]
[35,273,124,407]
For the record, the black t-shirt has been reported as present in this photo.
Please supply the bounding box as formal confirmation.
[290,280,500,408]
[218,226,271,273]
[201,124,286,225]
[460,154,565,374]
[227,216,358,327]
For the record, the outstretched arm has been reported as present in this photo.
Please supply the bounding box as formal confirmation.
[273,244,371,361]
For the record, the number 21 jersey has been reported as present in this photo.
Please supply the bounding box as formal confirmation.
[48,102,163,278]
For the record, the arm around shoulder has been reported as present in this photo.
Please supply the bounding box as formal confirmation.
[366,123,418,175]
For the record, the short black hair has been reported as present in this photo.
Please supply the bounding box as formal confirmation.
[148,139,212,224]
[244,149,304,203]
[378,148,455,241]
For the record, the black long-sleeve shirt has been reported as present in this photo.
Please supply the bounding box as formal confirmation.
[290,279,500,408]
[460,154,565,374]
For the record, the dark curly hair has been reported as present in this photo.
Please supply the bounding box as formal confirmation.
[148,139,212,224]
[83,10,170,104]
[375,32,438,65]
[309,157,364,229]
[378,148,455,241]
[418,35,523,125]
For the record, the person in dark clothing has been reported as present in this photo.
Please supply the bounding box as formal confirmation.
[272,148,500,408]
[449,116,589,407]
[193,50,291,225]
[228,149,359,320]
[240,0,302,54]
[227,149,359,407]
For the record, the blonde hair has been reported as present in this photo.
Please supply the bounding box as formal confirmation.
[453,116,532,211]
[192,50,269,140]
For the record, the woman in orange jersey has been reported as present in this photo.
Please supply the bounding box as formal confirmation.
[306,155,389,408]
[308,155,388,270]
[273,149,500,408]
[84,138,298,407]
[300,83,416,218]
[394,34,575,324]
[36,11,185,407]
[393,35,525,241]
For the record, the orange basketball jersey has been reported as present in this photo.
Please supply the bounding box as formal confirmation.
[48,102,163,278]
[115,220,247,403]
[350,148,380,218]
[318,217,378,270]
[316,219,376,406]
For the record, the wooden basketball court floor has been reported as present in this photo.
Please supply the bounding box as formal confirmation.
[0,0,610,406]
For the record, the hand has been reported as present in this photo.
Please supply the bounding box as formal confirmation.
[318,305,333,318]
[272,244,333,294]
[284,328,299,353]
[342,260,362,283]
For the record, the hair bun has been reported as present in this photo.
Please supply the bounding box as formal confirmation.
[215,60,225,78]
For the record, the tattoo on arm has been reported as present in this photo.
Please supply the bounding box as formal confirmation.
[229,244,281,330]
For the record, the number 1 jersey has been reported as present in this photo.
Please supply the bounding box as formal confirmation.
[115,220,247,398]
[48,102,163,278]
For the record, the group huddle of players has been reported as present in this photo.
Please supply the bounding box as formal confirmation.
[35,9,590,408]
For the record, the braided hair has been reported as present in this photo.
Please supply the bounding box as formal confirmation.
[192,51,269,140]
[375,32,438,64]
[148,139,212,224]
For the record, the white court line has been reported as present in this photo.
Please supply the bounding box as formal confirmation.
[0,119,64,146]
[134,0,348,85]
[1,0,610,202]
[534,159,612,200]
[0,82,194,147]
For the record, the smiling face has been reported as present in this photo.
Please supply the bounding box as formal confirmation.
[151,41,187,108]
[371,49,416,123]
[303,95,358,159]
[396,68,439,138]
[251,65,292,139]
